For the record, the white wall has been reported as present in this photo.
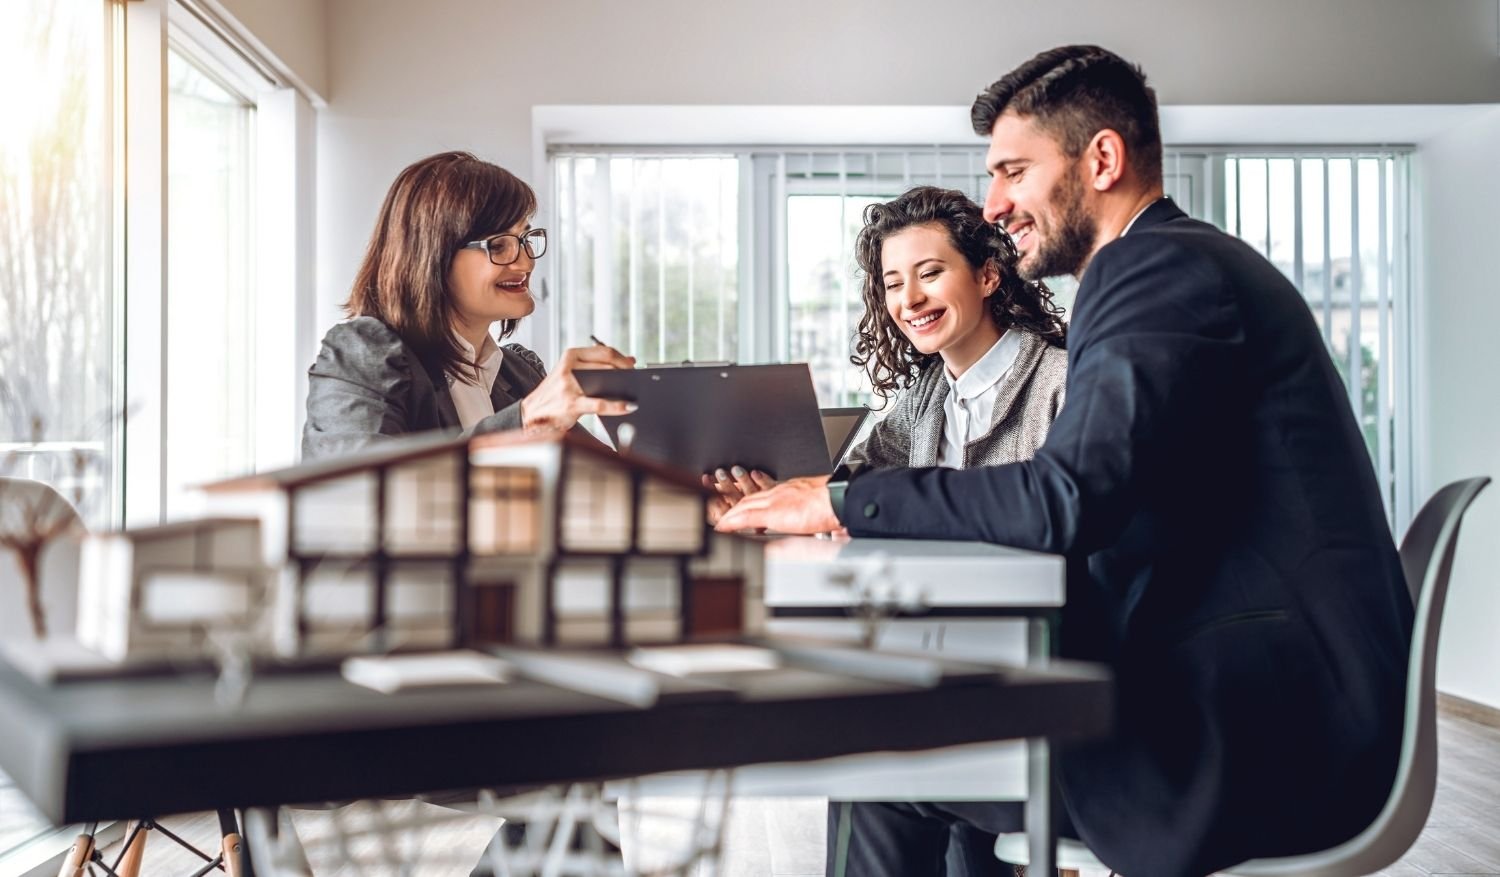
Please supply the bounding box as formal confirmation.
[1417,108,1500,710]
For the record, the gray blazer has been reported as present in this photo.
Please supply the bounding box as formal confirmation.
[302,316,549,461]
[846,328,1067,470]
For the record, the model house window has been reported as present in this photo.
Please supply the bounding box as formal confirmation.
[385,455,463,554]
[636,478,705,553]
[559,454,633,552]
[551,145,1414,526]
[470,465,542,554]
[623,558,680,642]
[293,475,378,555]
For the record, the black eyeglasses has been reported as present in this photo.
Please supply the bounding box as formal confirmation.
[460,228,548,265]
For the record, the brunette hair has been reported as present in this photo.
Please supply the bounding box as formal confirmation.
[346,151,537,384]
[851,186,1066,400]
[971,45,1162,188]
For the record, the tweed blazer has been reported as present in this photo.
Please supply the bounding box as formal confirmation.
[302,316,550,461]
[846,328,1067,471]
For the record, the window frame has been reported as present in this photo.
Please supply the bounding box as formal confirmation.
[122,0,317,526]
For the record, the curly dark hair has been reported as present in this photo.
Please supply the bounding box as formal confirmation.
[851,186,1067,401]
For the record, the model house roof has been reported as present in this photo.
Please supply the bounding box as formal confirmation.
[202,432,471,492]
[203,428,711,496]
[471,429,710,494]
[103,517,262,541]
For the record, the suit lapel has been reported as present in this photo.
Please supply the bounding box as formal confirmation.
[909,375,947,467]
[489,362,519,411]
[986,331,1045,433]
[412,355,463,430]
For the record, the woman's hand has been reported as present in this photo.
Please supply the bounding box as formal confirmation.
[520,344,637,432]
[703,466,777,525]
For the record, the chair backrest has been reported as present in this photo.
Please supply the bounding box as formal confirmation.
[1234,477,1491,877]
[0,476,85,642]
[1377,477,1491,850]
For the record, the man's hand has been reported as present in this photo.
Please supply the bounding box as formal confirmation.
[714,474,840,535]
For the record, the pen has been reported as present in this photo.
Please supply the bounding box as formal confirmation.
[589,334,607,347]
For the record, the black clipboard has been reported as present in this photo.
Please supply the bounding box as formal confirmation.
[575,363,831,479]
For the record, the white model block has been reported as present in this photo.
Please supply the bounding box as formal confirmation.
[293,474,377,554]
[386,455,463,555]
[76,520,270,662]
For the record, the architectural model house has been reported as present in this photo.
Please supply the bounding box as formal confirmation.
[165,429,769,658]
[465,430,766,648]
[75,518,269,661]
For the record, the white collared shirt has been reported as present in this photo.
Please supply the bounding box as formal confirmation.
[449,331,504,431]
[938,331,1024,469]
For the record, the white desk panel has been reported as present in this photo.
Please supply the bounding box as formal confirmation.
[765,536,1064,609]
[617,739,1027,801]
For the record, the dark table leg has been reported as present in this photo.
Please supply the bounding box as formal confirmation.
[1027,615,1058,874]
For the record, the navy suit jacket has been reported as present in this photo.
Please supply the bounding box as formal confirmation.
[842,199,1412,877]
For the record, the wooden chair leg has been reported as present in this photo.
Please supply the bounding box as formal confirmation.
[114,821,150,877]
[219,809,245,877]
[55,828,95,877]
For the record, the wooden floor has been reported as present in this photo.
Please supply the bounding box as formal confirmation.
[5,701,1498,875]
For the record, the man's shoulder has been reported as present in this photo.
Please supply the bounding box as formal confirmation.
[1093,213,1229,276]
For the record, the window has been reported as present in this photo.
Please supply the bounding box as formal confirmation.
[551,155,740,364]
[0,0,118,528]
[778,151,991,406]
[550,144,1415,526]
[164,44,257,517]
[1184,149,1412,524]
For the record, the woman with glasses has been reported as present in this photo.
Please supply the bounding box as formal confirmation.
[303,151,634,460]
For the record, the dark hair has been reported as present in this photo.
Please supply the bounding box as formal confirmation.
[851,186,1067,401]
[971,45,1162,187]
[346,151,537,385]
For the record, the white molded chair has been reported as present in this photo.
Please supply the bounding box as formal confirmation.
[0,476,84,642]
[995,476,1491,877]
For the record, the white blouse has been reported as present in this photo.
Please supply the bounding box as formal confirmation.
[449,332,504,431]
[938,331,1023,469]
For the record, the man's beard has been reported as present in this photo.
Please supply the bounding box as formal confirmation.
[1018,171,1096,281]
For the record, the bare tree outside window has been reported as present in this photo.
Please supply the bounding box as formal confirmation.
[1,0,115,637]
